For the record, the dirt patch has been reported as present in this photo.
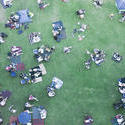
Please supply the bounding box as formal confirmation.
[0,6,6,23]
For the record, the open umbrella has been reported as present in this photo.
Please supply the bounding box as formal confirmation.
[18,112,31,124]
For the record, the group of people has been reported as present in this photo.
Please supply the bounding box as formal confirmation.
[33,45,55,62]
[7,94,47,125]
[29,66,43,83]
[72,22,88,41]
[84,49,105,69]
[112,78,125,124]
[29,32,41,44]
[47,77,63,97]
[52,21,66,42]
[0,90,11,107]
[5,9,33,33]
[5,13,20,29]
[5,46,23,77]
[19,64,46,84]
[112,114,125,125]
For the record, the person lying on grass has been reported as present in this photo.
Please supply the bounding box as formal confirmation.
[37,0,50,9]
[0,32,8,44]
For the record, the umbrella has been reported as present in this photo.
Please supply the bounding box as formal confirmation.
[18,112,31,124]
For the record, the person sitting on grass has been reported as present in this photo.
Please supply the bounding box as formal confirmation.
[93,0,103,8]
[76,9,85,19]
[84,114,94,125]
[78,24,88,32]
[84,59,92,69]
[112,52,122,63]
[24,102,33,112]
[9,105,17,113]
[47,86,56,97]
[63,46,72,54]
[37,0,50,9]
[109,13,114,20]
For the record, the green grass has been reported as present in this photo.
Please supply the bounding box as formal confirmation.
[0,0,125,124]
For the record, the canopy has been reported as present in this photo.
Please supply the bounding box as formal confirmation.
[116,0,125,11]
[18,112,31,124]
[16,9,32,24]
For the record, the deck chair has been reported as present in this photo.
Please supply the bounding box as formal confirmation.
[10,56,21,65]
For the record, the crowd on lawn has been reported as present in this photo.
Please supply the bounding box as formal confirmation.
[0,0,125,125]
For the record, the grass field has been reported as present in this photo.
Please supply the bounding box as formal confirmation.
[0,0,125,124]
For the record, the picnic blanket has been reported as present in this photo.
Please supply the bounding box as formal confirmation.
[16,63,25,71]
[32,107,45,125]
[16,9,32,24]
[52,21,66,42]
[9,116,19,125]
[10,55,21,65]
[33,119,44,125]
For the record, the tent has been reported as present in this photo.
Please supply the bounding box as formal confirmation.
[116,0,125,12]
[16,9,32,24]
